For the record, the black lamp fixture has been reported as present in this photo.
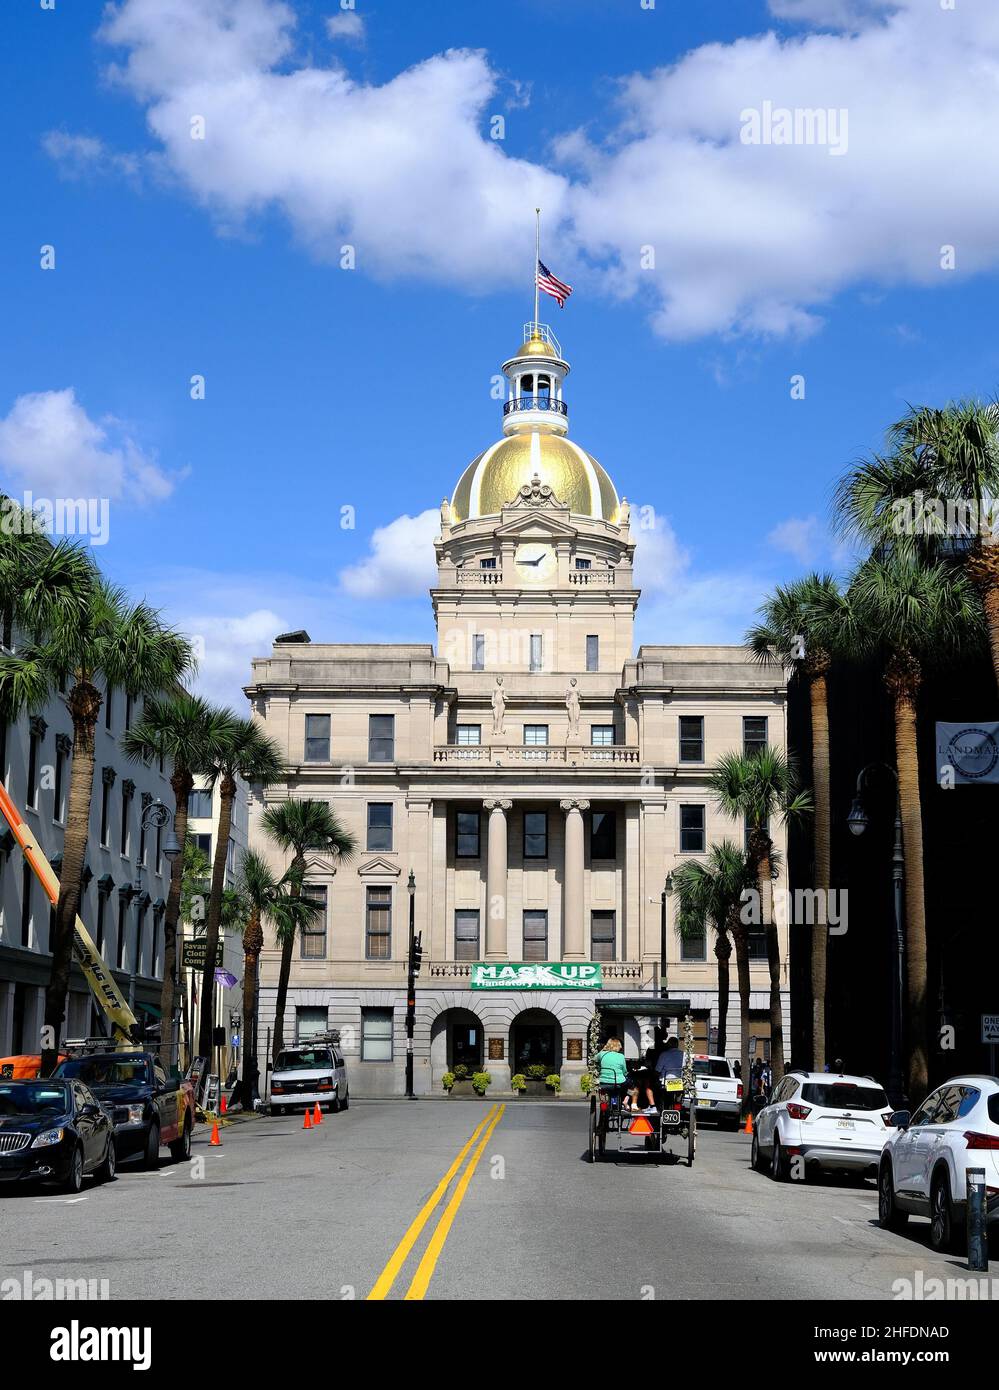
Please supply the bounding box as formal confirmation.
[846,796,870,837]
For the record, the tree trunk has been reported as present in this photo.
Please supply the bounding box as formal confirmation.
[809,670,831,1070]
[713,931,731,1058]
[272,932,294,1063]
[41,683,101,1075]
[731,913,752,1117]
[757,843,785,1082]
[967,544,999,694]
[889,660,929,1102]
[240,907,262,1106]
[159,768,192,1071]
[197,775,235,1059]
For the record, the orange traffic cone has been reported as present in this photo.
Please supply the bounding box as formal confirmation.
[220,1094,228,1116]
[743,1110,753,1135]
[313,1104,322,1126]
[303,1107,312,1130]
[209,1121,222,1146]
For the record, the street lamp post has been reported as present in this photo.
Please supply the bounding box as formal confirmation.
[405,869,420,1099]
[847,764,906,1107]
[140,800,182,1057]
[660,872,674,998]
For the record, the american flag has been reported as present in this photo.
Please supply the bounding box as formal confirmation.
[536,260,572,308]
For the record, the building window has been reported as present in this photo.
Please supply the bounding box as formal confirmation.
[585,635,599,672]
[155,822,162,876]
[680,804,706,854]
[138,798,149,866]
[104,686,114,731]
[456,724,481,745]
[296,1006,329,1042]
[748,930,768,961]
[472,634,485,671]
[590,725,615,747]
[743,716,768,758]
[366,802,393,851]
[125,693,134,732]
[523,811,548,859]
[479,557,497,570]
[300,884,328,960]
[304,714,331,763]
[365,885,392,959]
[120,782,134,857]
[95,891,107,953]
[455,910,480,961]
[590,808,616,860]
[21,860,32,947]
[27,718,44,810]
[188,789,213,819]
[100,768,115,846]
[523,725,548,746]
[679,716,704,763]
[529,634,543,672]
[368,714,395,763]
[591,910,615,962]
[361,1007,394,1061]
[227,837,236,874]
[680,929,707,961]
[456,810,480,858]
[116,893,128,970]
[523,910,548,961]
[192,832,212,860]
[575,558,591,570]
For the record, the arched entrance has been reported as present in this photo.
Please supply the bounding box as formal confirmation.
[430,1008,484,1077]
[510,1008,563,1074]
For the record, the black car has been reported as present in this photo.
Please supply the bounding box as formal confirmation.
[0,1079,116,1193]
[53,1052,191,1165]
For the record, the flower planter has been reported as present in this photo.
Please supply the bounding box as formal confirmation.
[525,1078,547,1097]
[451,1080,474,1097]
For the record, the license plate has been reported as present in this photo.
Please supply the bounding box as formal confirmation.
[697,1098,711,1107]
[837,1119,855,1129]
[661,1110,681,1126]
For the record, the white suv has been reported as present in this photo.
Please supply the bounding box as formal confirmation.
[878,1074,999,1252]
[752,1070,894,1181]
[269,1043,349,1116]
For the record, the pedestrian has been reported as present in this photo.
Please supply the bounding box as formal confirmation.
[732,1060,742,1080]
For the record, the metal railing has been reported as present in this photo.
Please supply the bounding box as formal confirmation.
[503,396,568,417]
[433,743,639,765]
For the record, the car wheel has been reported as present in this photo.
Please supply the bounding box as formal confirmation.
[329,1089,341,1115]
[96,1136,117,1184]
[64,1144,84,1194]
[751,1130,764,1172]
[142,1121,160,1170]
[771,1134,788,1182]
[169,1117,192,1163]
[878,1159,908,1231]
[930,1169,959,1254]
[270,1104,283,1117]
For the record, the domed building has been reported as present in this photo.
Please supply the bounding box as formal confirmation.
[248,322,789,1097]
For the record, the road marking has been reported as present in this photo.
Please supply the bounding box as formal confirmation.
[404,1103,505,1301]
[34,1196,87,1204]
[366,1105,498,1301]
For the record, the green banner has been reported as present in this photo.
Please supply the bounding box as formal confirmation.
[471,962,603,990]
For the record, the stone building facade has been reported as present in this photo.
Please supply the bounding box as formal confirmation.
[248,323,788,1096]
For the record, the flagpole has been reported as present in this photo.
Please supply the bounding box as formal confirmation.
[534,207,541,331]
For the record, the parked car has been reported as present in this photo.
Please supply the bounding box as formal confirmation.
[270,1041,349,1115]
[752,1070,895,1181]
[691,1055,743,1130]
[0,1078,116,1193]
[53,1052,195,1166]
[878,1074,999,1252]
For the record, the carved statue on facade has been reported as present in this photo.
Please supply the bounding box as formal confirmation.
[565,677,581,737]
[491,676,507,736]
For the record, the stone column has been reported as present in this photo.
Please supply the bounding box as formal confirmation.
[560,799,589,960]
[483,799,511,960]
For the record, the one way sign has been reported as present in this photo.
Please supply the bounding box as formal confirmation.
[982,1015,999,1045]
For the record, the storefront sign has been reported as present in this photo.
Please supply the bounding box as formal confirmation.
[182,939,224,970]
[471,962,603,990]
[488,1037,505,1060]
[936,722,999,784]
[566,1038,583,1061]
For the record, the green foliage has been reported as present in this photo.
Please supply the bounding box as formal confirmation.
[579,1073,593,1094]
[545,1074,561,1092]
[709,746,813,840]
[180,836,211,926]
[453,1063,469,1079]
[442,1072,456,1092]
[472,1071,492,1093]
[511,1073,527,1092]
[525,1063,547,1080]
[261,798,357,880]
[746,573,848,669]
[122,693,237,780]
[673,841,753,945]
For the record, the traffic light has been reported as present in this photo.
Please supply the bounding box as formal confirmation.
[411,932,424,976]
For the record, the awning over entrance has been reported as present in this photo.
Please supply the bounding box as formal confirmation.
[596,998,691,1019]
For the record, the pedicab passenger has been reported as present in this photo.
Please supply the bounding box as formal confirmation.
[595,1037,628,1099]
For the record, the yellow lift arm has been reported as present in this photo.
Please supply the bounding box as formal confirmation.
[0,782,138,1046]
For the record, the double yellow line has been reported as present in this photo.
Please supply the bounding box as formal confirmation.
[367,1102,505,1301]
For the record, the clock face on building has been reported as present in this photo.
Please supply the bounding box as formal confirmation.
[514,542,557,586]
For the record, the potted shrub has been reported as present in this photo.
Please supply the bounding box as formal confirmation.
[579,1073,593,1095]
[511,1073,527,1097]
[545,1073,562,1095]
[525,1063,547,1097]
[451,1063,473,1097]
[472,1071,492,1097]
[442,1072,456,1096]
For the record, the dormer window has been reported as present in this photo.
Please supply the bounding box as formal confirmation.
[575,558,591,570]
[479,557,497,569]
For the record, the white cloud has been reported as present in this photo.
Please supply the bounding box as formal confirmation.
[66,0,999,342]
[339,509,440,599]
[42,131,144,183]
[0,388,177,504]
[631,511,690,593]
[767,514,823,564]
[326,12,365,44]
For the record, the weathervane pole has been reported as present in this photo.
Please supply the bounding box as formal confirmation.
[534,207,541,332]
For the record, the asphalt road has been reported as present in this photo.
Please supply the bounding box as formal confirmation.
[0,1101,975,1301]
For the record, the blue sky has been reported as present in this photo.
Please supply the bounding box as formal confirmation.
[2,0,997,704]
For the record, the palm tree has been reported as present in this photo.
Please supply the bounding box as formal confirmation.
[0,556,193,1073]
[122,694,236,1068]
[261,799,357,1059]
[835,399,999,687]
[746,574,849,1070]
[236,848,284,1106]
[847,554,984,1099]
[673,841,753,1066]
[710,747,813,1082]
[266,891,326,1061]
[197,719,285,1058]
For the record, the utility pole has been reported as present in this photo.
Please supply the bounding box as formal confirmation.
[405,870,422,1099]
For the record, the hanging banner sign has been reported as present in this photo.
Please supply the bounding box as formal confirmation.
[935,723,999,785]
[182,939,224,970]
[471,962,602,990]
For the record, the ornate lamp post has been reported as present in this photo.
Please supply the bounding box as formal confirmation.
[140,800,182,1054]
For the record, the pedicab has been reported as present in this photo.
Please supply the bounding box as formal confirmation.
[586,998,697,1166]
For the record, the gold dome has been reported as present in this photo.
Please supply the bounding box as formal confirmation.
[451,432,620,523]
[517,335,556,357]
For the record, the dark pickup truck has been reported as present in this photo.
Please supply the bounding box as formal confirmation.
[53,1052,196,1166]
